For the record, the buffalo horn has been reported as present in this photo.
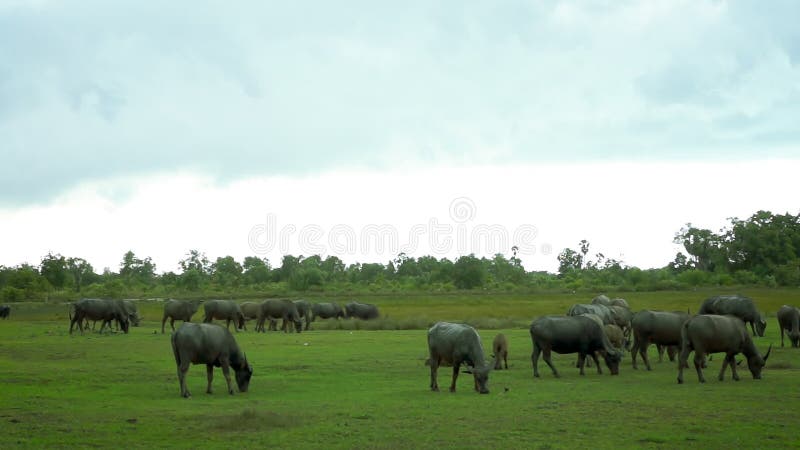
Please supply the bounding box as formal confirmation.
[763,344,772,362]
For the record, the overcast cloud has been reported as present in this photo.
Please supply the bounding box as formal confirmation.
[2,0,799,205]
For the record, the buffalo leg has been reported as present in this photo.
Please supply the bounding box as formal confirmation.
[532,343,541,378]
[577,353,587,375]
[178,362,191,398]
[694,353,706,383]
[780,327,785,347]
[591,352,602,374]
[718,355,730,381]
[161,316,167,334]
[449,364,459,392]
[503,353,508,370]
[221,362,234,395]
[429,359,439,391]
[170,318,176,331]
[542,347,560,378]
[206,364,214,394]
[640,342,653,371]
[630,335,640,369]
[677,346,692,384]
[657,344,665,363]
[728,354,740,381]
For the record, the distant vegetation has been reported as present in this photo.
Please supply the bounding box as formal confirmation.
[1,210,798,302]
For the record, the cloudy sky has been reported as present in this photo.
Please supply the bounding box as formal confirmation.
[1,0,799,273]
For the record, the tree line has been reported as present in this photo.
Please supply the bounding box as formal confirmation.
[1,210,798,301]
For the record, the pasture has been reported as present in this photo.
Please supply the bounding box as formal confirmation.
[1,289,799,449]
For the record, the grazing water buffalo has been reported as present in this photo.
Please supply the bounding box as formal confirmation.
[203,300,245,332]
[609,305,633,338]
[240,302,261,331]
[162,299,202,333]
[568,304,614,325]
[610,298,630,308]
[698,295,766,337]
[345,301,379,320]
[591,294,611,306]
[493,333,508,370]
[603,324,626,351]
[630,310,690,370]
[427,322,494,393]
[69,298,130,335]
[171,322,252,398]
[0,304,9,319]
[293,299,314,331]
[311,302,345,320]
[677,314,771,384]
[257,299,302,333]
[530,315,622,378]
[777,305,800,348]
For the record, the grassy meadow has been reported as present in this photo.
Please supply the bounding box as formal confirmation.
[1,288,799,449]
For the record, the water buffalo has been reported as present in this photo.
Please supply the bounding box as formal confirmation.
[530,315,622,378]
[171,322,253,398]
[610,298,630,308]
[567,304,614,325]
[630,310,690,370]
[162,299,202,333]
[311,302,345,320]
[591,294,611,306]
[345,301,379,320]
[0,304,9,319]
[603,324,626,351]
[493,333,508,370]
[609,305,633,338]
[677,314,771,384]
[69,298,130,335]
[427,322,494,394]
[698,295,766,337]
[203,300,245,332]
[777,305,800,348]
[256,299,302,333]
[240,302,261,331]
[293,299,314,331]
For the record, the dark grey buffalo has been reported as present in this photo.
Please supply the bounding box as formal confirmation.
[609,305,633,338]
[591,294,611,306]
[345,301,379,320]
[240,302,261,331]
[257,299,302,333]
[630,310,690,370]
[311,302,345,320]
[203,300,245,332]
[777,305,800,348]
[162,299,202,333]
[530,315,622,378]
[427,322,494,394]
[698,295,766,337]
[677,314,771,384]
[171,322,252,398]
[567,304,614,325]
[0,304,9,319]
[69,298,130,335]
[293,299,314,331]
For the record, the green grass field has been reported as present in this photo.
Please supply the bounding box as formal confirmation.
[1,289,799,449]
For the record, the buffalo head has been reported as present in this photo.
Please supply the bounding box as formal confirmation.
[237,312,246,330]
[748,344,771,380]
[235,355,253,393]
[293,319,303,334]
[471,361,493,394]
[602,350,623,375]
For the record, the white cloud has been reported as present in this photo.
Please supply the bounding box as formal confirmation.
[2,160,798,273]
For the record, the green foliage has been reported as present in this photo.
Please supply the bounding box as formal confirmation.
[453,254,487,289]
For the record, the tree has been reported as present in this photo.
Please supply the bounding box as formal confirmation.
[40,252,67,289]
[453,254,487,289]
[557,248,583,276]
[179,250,210,275]
[243,257,271,284]
[673,225,727,272]
[211,256,243,287]
[66,257,94,293]
[119,250,156,285]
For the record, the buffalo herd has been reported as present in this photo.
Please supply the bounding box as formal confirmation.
[42,293,795,396]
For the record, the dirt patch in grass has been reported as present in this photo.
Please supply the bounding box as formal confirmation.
[207,408,300,432]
